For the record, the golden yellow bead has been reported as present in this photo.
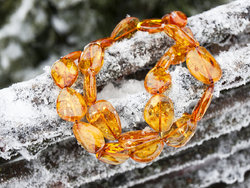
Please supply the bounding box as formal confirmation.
[56,88,87,122]
[191,84,214,121]
[83,69,97,106]
[51,58,78,89]
[96,143,129,165]
[137,19,163,33]
[144,67,172,95]
[144,94,174,132]
[164,113,197,148]
[111,17,139,40]
[73,122,105,153]
[86,100,122,140]
[186,46,222,85]
[79,43,104,74]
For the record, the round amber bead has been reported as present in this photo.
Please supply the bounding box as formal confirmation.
[51,58,78,89]
[86,100,122,140]
[137,19,164,33]
[165,113,197,148]
[83,69,97,106]
[56,88,87,122]
[162,11,187,28]
[144,94,174,132]
[73,122,105,153]
[111,17,139,40]
[79,43,104,75]
[144,66,172,95]
[186,46,222,85]
[96,143,129,165]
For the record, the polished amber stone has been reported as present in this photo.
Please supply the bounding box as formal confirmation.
[130,139,164,163]
[83,69,97,106]
[144,94,174,132]
[186,46,222,85]
[137,19,163,33]
[119,130,160,150]
[73,122,105,153]
[91,37,114,49]
[51,58,78,89]
[96,142,129,165]
[56,88,87,122]
[165,113,197,147]
[164,24,199,47]
[182,27,195,40]
[111,17,139,40]
[79,43,104,74]
[86,100,122,140]
[167,11,187,28]
[144,66,172,95]
[63,51,82,61]
[191,84,214,121]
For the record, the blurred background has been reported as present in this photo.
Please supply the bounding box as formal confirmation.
[0,0,230,89]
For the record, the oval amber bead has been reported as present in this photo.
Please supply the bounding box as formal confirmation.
[191,84,214,121]
[79,43,104,74]
[86,100,122,140]
[63,51,82,61]
[119,130,160,151]
[56,88,87,122]
[186,46,222,85]
[130,139,164,163]
[83,69,97,106]
[73,122,105,153]
[144,66,172,95]
[91,37,114,49]
[165,113,197,148]
[96,143,129,165]
[144,94,174,132]
[51,58,78,89]
[137,19,163,33]
[164,24,199,47]
[162,11,187,28]
[111,17,139,40]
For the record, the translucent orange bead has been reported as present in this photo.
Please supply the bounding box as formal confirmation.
[130,139,164,163]
[162,11,187,28]
[191,84,214,121]
[51,58,78,89]
[56,88,87,122]
[144,94,174,132]
[79,43,104,74]
[182,27,195,40]
[164,24,199,47]
[165,113,197,148]
[119,130,160,150]
[63,51,82,61]
[144,66,172,95]
[86,100,122,140]
[91,37,115,49]
[186,46,222,85]
[111,17,139,40]
[73,122,105,153]
[96,143,129,165]
[137,19,164,33]
[83,69,97,106]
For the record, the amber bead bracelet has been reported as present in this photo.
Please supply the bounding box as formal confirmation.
[51,11,222,165]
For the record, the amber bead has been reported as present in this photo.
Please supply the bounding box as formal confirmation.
[137,19,164,33]
[182,27,195,40]
[86,100,122,140]
[79,43,104,74]
[91,37,114,49]
[119,130,160,150]
[96,143,129,165]
[162,11,187,28]
[130,139,164,163]
[191,84,214,121]
[51,58,78,89]
[63,51,82,61]
[164,24,199,47]
[83,69,97,106]
[111,17,139,40]
[144,66,172,95]
[144,94,174,132]
[165,113,197,148]
[56,88,87,122]
[186,46,222,85]
[73,122,105,153]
